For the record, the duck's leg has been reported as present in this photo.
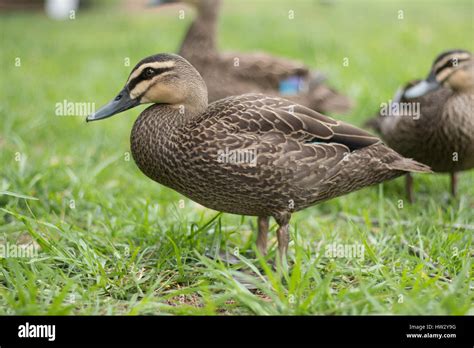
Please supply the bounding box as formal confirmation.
[450,172,458,197]
[405,173,414,203]
[257,216,269,256]
[275,213,291,265]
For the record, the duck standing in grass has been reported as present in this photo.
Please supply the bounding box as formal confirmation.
[157,0,352,114]
[87,53,430,262]
[366,50,474,201]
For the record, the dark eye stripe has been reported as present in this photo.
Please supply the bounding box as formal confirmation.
[142,68,155,77]
[128,66,174,91]
[434,57,469,75]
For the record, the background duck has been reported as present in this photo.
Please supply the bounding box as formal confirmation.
[156,0,352,114]
[87,53,430,262]
[366,50,474,201]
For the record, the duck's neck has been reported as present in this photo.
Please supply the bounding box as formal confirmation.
[453,83,474,94]
[179,0,220,58]
[131,94,208,186]
[159,102,207,129]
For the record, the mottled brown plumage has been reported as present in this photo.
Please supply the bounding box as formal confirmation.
[88,53,430,261]
[366,50,474,199]
[161,0,352,114]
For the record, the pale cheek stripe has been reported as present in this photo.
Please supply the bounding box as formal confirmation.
[130,80,150,99]
[129,74,173,99]
[437,69,451,82]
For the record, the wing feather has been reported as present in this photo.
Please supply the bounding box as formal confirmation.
[204,94,380,151]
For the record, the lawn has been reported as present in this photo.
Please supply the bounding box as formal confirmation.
[0,0,473,315]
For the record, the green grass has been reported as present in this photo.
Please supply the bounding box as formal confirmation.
[0,0,473,315]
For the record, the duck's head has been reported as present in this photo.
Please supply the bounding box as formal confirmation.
[87,53,207,122]
[404,49,473,98]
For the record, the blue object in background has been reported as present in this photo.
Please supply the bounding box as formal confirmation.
[279,76,304,95]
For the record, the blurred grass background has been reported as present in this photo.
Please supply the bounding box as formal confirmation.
[0,0,473,315]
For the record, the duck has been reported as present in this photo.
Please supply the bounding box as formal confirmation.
[365,50,474,201]
[87,53,430,263]
[156,0,352,114]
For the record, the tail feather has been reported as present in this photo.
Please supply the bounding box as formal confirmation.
[388,158,432,173]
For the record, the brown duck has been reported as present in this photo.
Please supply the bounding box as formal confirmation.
[87,53,430,262]
[366,50,474,201]
[157,0,352,114]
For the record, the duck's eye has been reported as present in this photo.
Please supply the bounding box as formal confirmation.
[143,68,155,78]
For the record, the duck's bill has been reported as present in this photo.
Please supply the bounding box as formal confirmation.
[403,75,439,99]
[87,89,139,122]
